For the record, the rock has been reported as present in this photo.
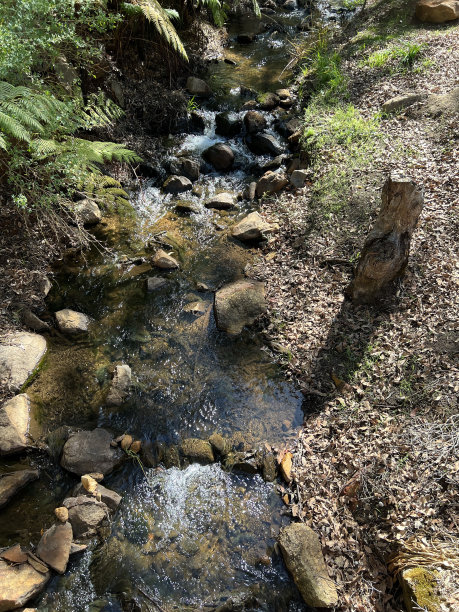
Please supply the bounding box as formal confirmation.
[285,118,302,136]
[63,496,109,538]
[259,154,285,172]
[36,521,73,574]
[244,111,267,134]
[174,201,199,215]
[231,212,272,243]
[208,433,228,455]
[69,543,87,555]
[241,100,258,111]
[416,0,459,23]
[0,394,31,456]
[169,157,200,181]
[186,76,211,97]
[215,112,243,138]
[0,332,47,392]
[61,428,123,476]
[214,280,267,334]
[276,88,291,100]
[203,143,234,172]
[55,309,89,334]
[346,176,424,303]
[147,276,167,292]
[196,281,210,292]
[136,161,159,178]
[0,470,38,510]
[205,192,236,210]
[242,182,257,201]
[120,434,133,451]
[424,87,459,116]
[163,175,192,194]
[382,93,425,114]
[152,249,179,270]
[72,482,121,511]
[237,32,256,44]
[106,364,131,407]
[288,130,301,149]
[280,451,293,483]
[183,301,207,315]
[180,438,214,464]
[262,453,277,482]
[54,55,78,90]
[81,474,98,494]
[258,92,280,110]
[283,0,297,10]
[39,277,52,297]
[278,524,338,608]
[1,545,28,564]
[246,133,283,156]
[290,169,308,188]
[400,566,441,612]
[54,507,68,523]
[225,452,260,474]
[26,552,48,574]
[130,440,141,454]
[21,309,50,333]
[256,170,289,197]
[74,199,102,226]
[0,558,50,610]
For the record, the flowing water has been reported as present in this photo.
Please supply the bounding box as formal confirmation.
[0,3,346,610]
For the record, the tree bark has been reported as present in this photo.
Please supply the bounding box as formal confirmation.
[345,176,424,304]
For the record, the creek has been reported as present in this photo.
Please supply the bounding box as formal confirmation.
[1,2,344,610]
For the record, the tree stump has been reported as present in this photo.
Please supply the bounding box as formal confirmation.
[346,176,424,304]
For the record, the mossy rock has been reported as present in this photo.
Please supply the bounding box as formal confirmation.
[400,567,441,612]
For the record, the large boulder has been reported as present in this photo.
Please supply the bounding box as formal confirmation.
[61,428,123,476]
[105,364,131,407]
[244,110,267,134]
[152,249,179,270]
[202,143,235,172]
[62,496,109,538]
[278,523,338,608]
[424,87,459,116]
[231,212,273,243]
[400,566,442,612]
[258,92,280,110]
[0,394,31,455]
[215,112,243,138]
[186,76,211,97]
[205,192,236,210]
[163,175,192,194]
[416,0,459,23]
[256,170,289,197]
[181,438,214,464]
[214,280,267,334]
[0,470,39,510]
[55,309,89,334]
[0,557,50,610]
[36,522,73,574]
[73,199,102,226]
[169,158,200,181]
[246,133,283,156]
[0,332,47,392]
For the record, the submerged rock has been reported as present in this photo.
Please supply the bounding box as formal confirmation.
[63,496,109,538]
[202,143,234,172]
[278,523,338,608]
[205,192,236,210]
[180,438,214,464]
[231,212,272,243]
[214,280,267,334]
[186,76,211,97]
[0,470,39,510]
[36,522,73,574]
[151,249,179,270]
[0,394,31,455]
[0,558,50,610]
[55,309,89,334]
[146,276,168,292]
[61,428,123,476]
[0,332,47,392]
[105,364,131,407]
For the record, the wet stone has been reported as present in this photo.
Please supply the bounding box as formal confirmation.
[151,249,179,270]
[61,428,123,476]
[205,192,236,210]
[246,132,283,157]
[202,143,234,172]
[106,364,131,407]
[0,558,50,610]
[215,112,243,138]
[244,110,267,134]
[163,175,192,194]
[55,309,89,334]
[214,280,267,335]
[0,470,39,510]
[180,438,214,464]
[147,276,167,292]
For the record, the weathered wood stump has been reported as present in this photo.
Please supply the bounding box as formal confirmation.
[346,176,424,304]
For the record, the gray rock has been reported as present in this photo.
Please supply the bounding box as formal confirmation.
[290,169,308,188]
[278,523,338,608]
[63,496,109,538]
[186,76,211,97]
[0,470,39,509]
[61,428,123,476]
[55,309,89,334]
[39,277,52,297]
[151,249,179,270]
[205,192,236,210]
[0,394,31,455]
[54,56,78,90]
[256,170,289,197]
[203,143,234,171]
[105,364,131,407]
[244,110,267,134]
[214,280,267,334]
[72,482,122,511]
[258,92,280,110]
[74,199,102,226]
[416,0,459,23]
[169,158,200,181]
[0,558,50,610]
[285,118,302,136]
[146,276,167,292]
[382,93,425,114]
[163,175,192,194]
[0,332,47,392]
[424,86,459,117]
[242,182,257,201]
[181,438,214,464]
[36,522,73,574]
[21,309,50,333]
[174,201,199,215]
[69,543,87,555]
[215,112,243,138]
[246,133,283,156]
[231,212,272,243]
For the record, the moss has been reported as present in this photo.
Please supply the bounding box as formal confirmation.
[401,567,441,612]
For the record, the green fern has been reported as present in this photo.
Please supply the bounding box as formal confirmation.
[196,0,226,27]
[122,1,188,60]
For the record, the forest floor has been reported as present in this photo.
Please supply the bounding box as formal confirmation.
[253,1,459,610]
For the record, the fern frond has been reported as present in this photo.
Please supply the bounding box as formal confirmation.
[0,110,31,142]
[29,138,61,156]
[71,139,141,164]
[252,0,261,18]
[196,0,226,27]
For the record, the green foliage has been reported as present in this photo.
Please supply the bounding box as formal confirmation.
[341,0,365,9]
[186,96,199,113]
[197,0,227,27]
[364,41,425,71]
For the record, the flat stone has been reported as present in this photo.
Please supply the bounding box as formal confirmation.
[186,76,211,97]
[205,192,236,210]
[147,277,168,292]
[55,309,89,334]
[290,169,309,188]
[382,93,425,114]
[163,175,192,194]
[0,470,39,510]
[214,280,267,334]
[61,428,123,476]
[0,545,28,564]
[73,199,101,226]
[69,543,87,555]
[416,0,459,23]
[231,212,272,243]
[0,332,47,392]
[72,482,121,511]
[36,522,73,574]
[169,157,200,181]
[105,364,131,407]
[0,394,31,455]
[63,496,109,539]
[181,438,214,464]
[152,249,179,270]
[278,523,338,608]
[0,558,50,610]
